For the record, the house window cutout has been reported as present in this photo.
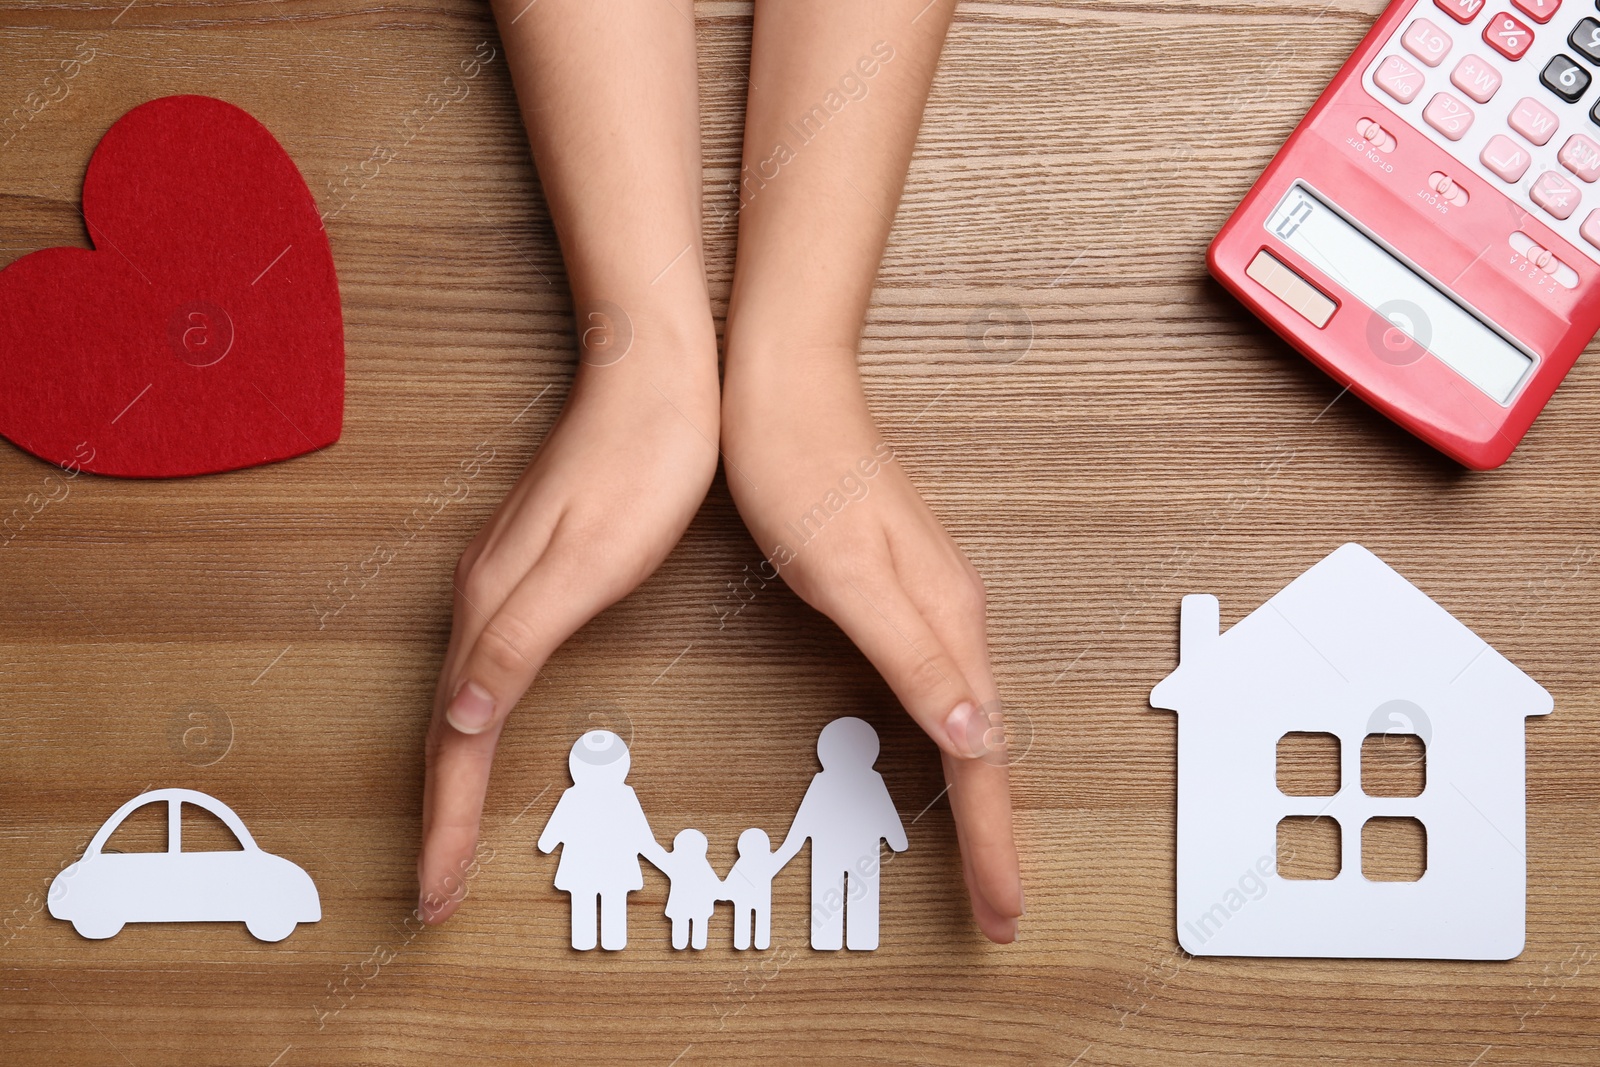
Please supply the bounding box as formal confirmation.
[1362,816,1427,882]
[1277,815,1341,879]
[1361,733,1426,797]
[1277,731,1341,796]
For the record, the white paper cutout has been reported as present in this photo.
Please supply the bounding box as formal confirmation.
[726,828,778,950]
[48,788,321,942]
[1150,543,1552,960]
[660,829,720,950]
[538,729,667,950]
[774,716,908,951]
[540,716,907,952]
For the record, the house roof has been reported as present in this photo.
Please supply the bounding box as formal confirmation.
[1149,543,1553,718]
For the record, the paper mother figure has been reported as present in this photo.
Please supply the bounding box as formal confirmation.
[538,730,669,950]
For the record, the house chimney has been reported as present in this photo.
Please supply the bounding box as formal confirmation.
[1180,594,1220,663]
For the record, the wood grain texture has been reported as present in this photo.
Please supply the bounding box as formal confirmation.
[3,1,1600,1063]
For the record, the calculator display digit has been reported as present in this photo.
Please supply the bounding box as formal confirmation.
[1264,184,1534,403]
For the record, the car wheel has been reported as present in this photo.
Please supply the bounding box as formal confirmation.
[246,917,296,942]
[72,917,124,939]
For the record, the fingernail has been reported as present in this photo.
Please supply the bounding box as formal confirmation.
[446,680,496,734]
[1011,919,1021,943]
[943,701,985,757]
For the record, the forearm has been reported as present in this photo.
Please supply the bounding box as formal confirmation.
[723,0,956,372]
[491,0,718,403]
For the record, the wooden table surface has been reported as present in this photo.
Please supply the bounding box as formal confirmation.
[3,1,1599,1063]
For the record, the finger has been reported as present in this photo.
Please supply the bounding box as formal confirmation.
[881,525,1023,934]
[944,751,1023,942]
[821,572,992,761]
[420,539,530,846]
[418,557,604,923]
[443,544,606,737]
[418,721,501,924]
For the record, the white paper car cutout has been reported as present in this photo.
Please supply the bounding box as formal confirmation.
[48,788,321,942]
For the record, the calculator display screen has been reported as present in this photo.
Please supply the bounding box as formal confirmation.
[1264,184,1533,404]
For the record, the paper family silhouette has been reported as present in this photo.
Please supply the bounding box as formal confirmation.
[539,717,907,952]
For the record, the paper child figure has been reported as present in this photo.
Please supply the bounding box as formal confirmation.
[658,828,722,950]
[538,730,669,950]
[774,717,908,950]
[722,828,787,950]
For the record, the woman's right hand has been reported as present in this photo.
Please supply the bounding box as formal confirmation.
[418,331,718,923]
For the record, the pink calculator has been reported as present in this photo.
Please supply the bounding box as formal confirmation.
[1210,0,1600,468]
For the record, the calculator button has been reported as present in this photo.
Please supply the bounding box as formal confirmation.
[1580,210,1600,248]
[1424,92,1476,139]
[1512,0,1560,24]
[1483,134,1535,179]
[1532,170,1582,218]
[1356,118,1398,152]
[1484,12,1536,60]
[1569,17,1600,63]
[1375,54,1428,103]
[1437,0,1488,21]
[1559,133,1600,180]
[1511,96,1561,144]
[1405,17,1455,65]
[1452,55,1504,101]
[1541,54,1591,102]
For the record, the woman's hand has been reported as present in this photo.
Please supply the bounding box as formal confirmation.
[721,350,1024,944]
[418,346,718,923]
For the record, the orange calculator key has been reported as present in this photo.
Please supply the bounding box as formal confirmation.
[1484,11,1536,58]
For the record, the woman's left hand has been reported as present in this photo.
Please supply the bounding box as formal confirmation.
[721,350,1024,943]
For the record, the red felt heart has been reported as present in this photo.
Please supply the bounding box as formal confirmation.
[0,95,344,478]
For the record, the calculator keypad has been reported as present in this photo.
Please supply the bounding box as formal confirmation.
[1367,0,1600,259]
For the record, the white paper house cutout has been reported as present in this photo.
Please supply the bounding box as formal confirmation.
[1150,543,1551,960]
